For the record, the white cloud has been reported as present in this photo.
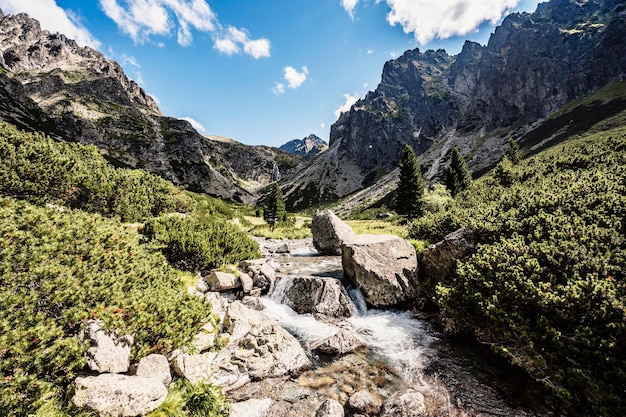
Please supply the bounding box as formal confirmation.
[0,0,100,48]
[244,38,271,59]
[284,66,308,89]
[341,0,520,45]
[98,0,270,56]
[181,116,206,132]
[367,49,374,54]
[341,0,360,19]
[334,93,359,119]
[213,25,271,59]
[272,83,285,95]
[385,0,519,44]
[321,122,326,129]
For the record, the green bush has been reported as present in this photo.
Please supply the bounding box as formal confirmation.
[0,120,193,222]
[149,380,231,417]
[142,215,261,272]
[0,198,210,416]
[426,127,626,415]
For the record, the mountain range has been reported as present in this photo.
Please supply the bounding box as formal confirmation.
[0,0,625,211]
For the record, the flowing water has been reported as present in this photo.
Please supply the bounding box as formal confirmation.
[240,239,557,416]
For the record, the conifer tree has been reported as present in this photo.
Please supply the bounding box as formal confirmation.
[505,138,521,164]
[263,182,286,230]
[444,147,472,196]
[396,144,425,219]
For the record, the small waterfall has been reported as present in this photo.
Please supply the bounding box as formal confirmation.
[345,285,368,316]
[270,161,281,182]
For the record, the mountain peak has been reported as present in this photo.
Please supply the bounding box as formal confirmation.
[279,134,328,156]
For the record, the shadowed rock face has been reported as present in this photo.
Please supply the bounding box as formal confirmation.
[283,0,626,208]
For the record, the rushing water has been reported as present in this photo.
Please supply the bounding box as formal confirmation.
[250,239,556,416]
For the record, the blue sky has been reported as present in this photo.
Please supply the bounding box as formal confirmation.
[0,0,542,147]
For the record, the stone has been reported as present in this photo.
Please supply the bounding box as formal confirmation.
[206,271,241,292]
[135,354,172,386]
[241,296,264,311]
[312,210,356,255]
[171,352,217,383]
[421,228,475,286]
[231,398,274,417]
[380,389,427,417]
[271,276,352,318]
[240,273,254,294]
[192,322,217,352]
[80,320,133,374]
[310,329,364,356]
[349,390,382,415]
[72,374,167,417]
[223,301,312,380]
[342,234,418,307]
[316,398,345,417]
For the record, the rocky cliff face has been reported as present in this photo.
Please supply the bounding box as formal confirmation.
[0,10,295,203]
[283,0,626,209]
[279,134,328,157]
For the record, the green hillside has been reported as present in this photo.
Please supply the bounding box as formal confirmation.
[0,121,259,416]
[411,123,626,415]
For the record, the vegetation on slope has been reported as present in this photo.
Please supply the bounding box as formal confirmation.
[410,126,626,415]
[0,121,260,415]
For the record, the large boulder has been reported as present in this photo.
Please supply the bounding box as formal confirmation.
[80,320,133,374]
[312,210,356,255]
[380,389,427,417]
[420,228,475,286]
[135,354,172,386]
[342,234,418,307]
[223,301,312,380]
[271,276,352,318]
[206,271,241,292]
[310,329,364,355]
[72,374,167,417]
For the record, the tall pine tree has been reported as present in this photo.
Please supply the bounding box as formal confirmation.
[444,147,472,196]
[263,182,286,231]
[505,138,521,164]
[396,144,425,219]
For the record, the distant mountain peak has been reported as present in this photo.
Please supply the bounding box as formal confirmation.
[279,134,328,156]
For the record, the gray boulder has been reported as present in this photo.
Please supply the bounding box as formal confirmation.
[349,390,382,415]
[310,329,364,355]
[72,374,167,417]
[80,320,133,374]
[380,389,427,417]
[206,271,241,292]
[135,354,172,386]
[421,228,475,285]
[272,276,352,318]
[312,210,355,255]
[342,234,418,307]
[170,351,218,384]
[223,301,312,380]
[316,398,345,417]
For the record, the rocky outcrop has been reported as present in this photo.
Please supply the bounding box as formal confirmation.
[80,320,133,374]
[310,329,364,355]
[271,276,353,318]
[420,228,476,288]
[312,210,356,255]
[342,234,418,307]
[282,0,626,209]
[72,374,167,417]
[380,388,427,417]
[280,134,328,157]
[231,398,275,417]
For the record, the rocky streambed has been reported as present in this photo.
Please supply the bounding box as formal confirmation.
[223,237,557,417]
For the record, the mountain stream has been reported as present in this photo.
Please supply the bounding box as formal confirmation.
[228,239,557,416]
